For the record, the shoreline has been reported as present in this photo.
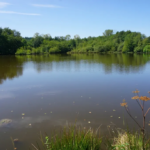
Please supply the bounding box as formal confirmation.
[0,51,149,56]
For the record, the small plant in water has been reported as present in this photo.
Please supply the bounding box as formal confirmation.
[120,90,150,150]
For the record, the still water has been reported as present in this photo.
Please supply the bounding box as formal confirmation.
[0,53,150,149]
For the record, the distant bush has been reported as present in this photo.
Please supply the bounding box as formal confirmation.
[15,47,26,55]
[143,45,150,53]
[49,47,60,53]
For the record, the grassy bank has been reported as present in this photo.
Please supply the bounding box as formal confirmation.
[29,125,150,150]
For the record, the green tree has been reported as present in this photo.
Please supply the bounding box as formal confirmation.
[32,33,43,48]
[103,30,113,37]
[0,28,22,55]
[42,34,52,40]
[65,35,71,41]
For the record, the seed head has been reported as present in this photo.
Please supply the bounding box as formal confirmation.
[131,96,139,100]
[132,90,140,94]
[120,102,127,107]
[139,96,150,101]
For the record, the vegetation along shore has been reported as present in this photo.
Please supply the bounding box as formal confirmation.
[10,90,150,150]
[30,90,150,150]
[1,28,150,55]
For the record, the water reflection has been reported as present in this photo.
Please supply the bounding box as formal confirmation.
[36,91,61,96]
[23,54,150,73]
[0,53,150,84]
[0,91,15,100]
[0,53,150,149]
[0,56,23,84]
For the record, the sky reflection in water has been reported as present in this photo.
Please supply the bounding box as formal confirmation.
[0,54,150,149]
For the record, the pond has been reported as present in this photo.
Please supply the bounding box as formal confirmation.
[0,53,150,149]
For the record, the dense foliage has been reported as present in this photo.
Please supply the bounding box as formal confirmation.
[0,28,23,55]
[1,27,150,55]
[71,30,150,53]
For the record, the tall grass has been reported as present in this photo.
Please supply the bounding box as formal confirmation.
[31,127,150,150]
[32,125,102,150]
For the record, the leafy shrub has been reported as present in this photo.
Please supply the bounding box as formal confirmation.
[49,47,60,53]
[143,45,150,53]
[15,47,26,55]
[26,50,32,55]
[94,45,108,52]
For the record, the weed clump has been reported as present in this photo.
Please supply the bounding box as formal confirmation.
[40,125,102,150]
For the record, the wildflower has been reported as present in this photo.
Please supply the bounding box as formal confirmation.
[120,102,127,107]
[132,90,140,94]
[139,96,150,101]
[131,96,139,100]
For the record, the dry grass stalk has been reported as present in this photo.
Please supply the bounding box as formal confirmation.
[120,90,150,150]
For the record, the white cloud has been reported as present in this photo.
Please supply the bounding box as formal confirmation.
[0,10,41,16]
[36,90,61,96]
[0,91,14,100]
[0,2,10,8]
[32,4,62,8]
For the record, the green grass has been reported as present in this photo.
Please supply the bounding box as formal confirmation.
[31,125,150,150]
[33,125,102,150]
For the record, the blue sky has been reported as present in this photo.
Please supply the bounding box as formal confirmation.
[0,0,150,38]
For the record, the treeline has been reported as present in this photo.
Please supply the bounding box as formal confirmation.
[71,30,150,53]
[1,28,150,55]
[15,33,75,55]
